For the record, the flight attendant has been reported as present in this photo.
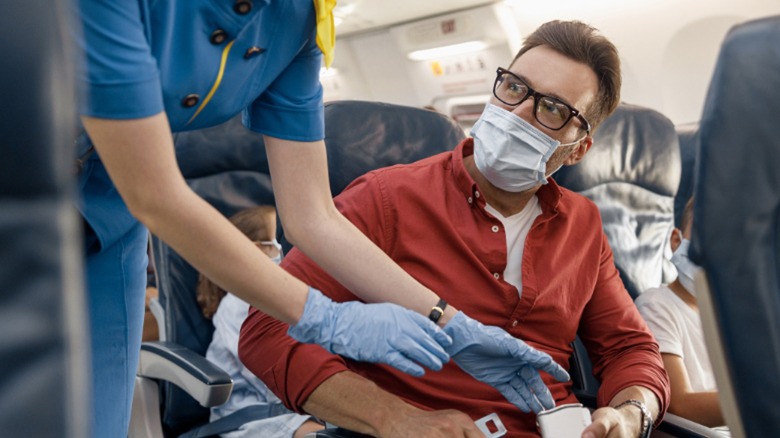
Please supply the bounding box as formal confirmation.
[72,0,567,436]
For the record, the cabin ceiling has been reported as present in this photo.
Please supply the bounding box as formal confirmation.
[334,0,498,36]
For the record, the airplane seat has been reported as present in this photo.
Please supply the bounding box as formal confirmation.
[130,114,277,437]
[554,102,678,400]
[0,1,89,436]
[674,123,699,228]
[556,102,680,298]
[278,101,466,254]
[692,15,780,437]
[555,104,724,437]
[129,101,465,438]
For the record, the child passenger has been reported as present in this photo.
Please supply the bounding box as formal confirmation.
[197,206,324,438]
[635,198,727,430]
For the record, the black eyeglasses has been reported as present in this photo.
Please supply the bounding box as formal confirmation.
[493,67,591,134]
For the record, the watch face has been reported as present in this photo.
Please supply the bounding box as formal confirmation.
[428,301,447,323]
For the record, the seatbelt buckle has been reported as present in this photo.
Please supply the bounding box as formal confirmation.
[475,412,507,438]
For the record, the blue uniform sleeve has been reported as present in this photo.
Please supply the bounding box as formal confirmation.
[245,34,324,142]
[74,0,164,119]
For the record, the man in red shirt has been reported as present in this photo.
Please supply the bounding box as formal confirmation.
[239,20,669,438]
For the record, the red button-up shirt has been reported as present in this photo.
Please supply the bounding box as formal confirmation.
[239,138,669,437]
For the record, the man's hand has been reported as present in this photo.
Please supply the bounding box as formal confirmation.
[581,406,642,438]
[378,408,486,438]
[443,312,569,413]
[302,371,486,438]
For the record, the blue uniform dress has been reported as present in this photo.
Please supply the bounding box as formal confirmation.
[73,1,324,436]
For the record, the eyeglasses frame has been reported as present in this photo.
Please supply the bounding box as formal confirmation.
[493,67,592,135]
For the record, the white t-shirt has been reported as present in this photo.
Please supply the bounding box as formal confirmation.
[635,286,717,392]
[485,195,542,298]
[206,293,313,437]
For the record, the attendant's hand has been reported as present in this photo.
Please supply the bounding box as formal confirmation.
[378,407,485,438]
[443,312,569,413]
[288,288,452,376]
[582,406,642,438]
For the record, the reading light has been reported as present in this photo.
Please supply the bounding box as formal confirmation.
[407,40,489,61]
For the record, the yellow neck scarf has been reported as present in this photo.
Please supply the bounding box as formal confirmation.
[313,0,337,68]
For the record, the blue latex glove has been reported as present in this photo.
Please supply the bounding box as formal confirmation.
[443,312,570,413]
[288,288,453,376]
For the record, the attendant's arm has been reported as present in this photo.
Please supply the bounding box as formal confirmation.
[85,114,450,376]
[662,353,724,427]
[302,372,483,438]
[82,114,310,324]
[583,386,660,438]
[263,136,457,325]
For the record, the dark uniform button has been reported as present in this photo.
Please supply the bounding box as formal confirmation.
[244,46,266,59]
[182,94,200,108]
[234,0,252,15]
[210,29,228,45]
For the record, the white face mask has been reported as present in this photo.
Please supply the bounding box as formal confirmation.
[260,239,283,265]
[471,103,579,192]
[671,238,698,296]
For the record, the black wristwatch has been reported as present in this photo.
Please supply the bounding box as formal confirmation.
[428,299,447,324]
[615,399,653,438]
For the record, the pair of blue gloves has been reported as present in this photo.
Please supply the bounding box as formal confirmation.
[287,288,570,413]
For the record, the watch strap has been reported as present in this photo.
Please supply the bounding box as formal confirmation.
[615,399,652,438]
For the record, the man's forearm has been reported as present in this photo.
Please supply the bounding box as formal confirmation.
[301,371,410,435]
[300,371,484,438]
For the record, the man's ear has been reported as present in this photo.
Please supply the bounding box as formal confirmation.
[563,136,593,166]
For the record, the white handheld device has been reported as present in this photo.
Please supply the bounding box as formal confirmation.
[536,403,592,438]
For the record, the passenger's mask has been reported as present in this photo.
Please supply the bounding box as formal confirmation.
[260,239,283,265]
[471,103,578,192]
[671,238,698,296]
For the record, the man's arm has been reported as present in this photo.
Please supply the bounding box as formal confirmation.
[662,353,724,427]
[582,234,671,394]
[302,371,484,438]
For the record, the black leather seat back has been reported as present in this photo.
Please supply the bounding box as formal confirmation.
[0,1,89,436]
[674,123,699,228]
[693,16,780,437]
[154,115,274,434]
[279,101,465,252]
[556,103,681,298]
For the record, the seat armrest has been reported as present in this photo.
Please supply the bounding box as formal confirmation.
[570,336,600,409]
[138,341,232,407]
[653,413,727,438]
[148,297,166,341]
[304,428,372,437]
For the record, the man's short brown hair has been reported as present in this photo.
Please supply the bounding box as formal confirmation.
[512,20,621,131]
